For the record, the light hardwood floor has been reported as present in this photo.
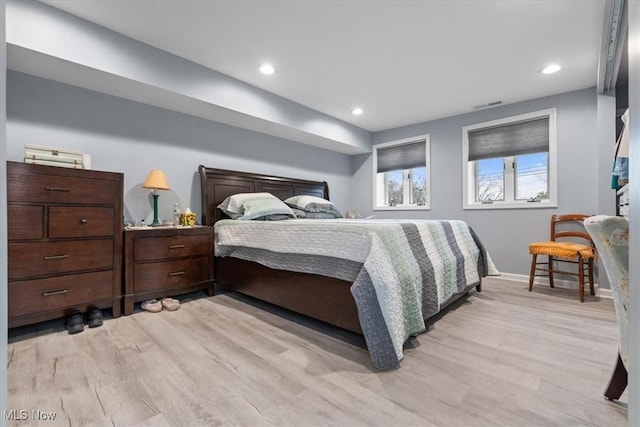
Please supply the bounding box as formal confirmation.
[7,278,628,426]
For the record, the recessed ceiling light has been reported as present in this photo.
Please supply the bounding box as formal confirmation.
[352,107,364,116]
[541,64,561,74]
[259,64,275,75]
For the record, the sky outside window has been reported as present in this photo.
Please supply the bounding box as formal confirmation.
[516,152,548,199]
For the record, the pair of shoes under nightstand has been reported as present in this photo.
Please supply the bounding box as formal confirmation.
[141,298,180,313]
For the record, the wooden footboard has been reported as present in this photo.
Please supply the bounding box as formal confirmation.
[216,257,362,334]
[216,257,481,336]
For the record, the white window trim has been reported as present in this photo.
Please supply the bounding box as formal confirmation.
[462,109,557,210]
[372,135,431,211]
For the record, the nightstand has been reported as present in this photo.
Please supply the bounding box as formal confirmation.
[123,226,214,315]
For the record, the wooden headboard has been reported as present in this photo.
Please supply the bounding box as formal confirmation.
[198,165,330,226]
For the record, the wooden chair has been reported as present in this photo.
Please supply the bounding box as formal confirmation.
[584,215,629,400]
[528,214,596,302]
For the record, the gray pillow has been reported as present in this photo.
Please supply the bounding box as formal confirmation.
[302,211,343,219]
[285,195,343,218]
[291,208,307,218]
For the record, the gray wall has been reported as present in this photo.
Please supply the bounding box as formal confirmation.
[5,71,617,282]
[6,71,353,225]
[351,88,613,278]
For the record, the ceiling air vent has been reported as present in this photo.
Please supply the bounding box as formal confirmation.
[473,100,503,110]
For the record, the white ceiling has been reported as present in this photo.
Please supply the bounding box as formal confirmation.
[40,0,604,133]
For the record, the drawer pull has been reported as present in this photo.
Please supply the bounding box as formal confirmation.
[42,289,68,297]
[43,254,70,260]
[168,245,185,249]
[80,218,88,224]
[45,187,70,192]
[168,271,185,277]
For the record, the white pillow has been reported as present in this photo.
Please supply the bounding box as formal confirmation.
[222,193,277,214]
[218,192,294,220]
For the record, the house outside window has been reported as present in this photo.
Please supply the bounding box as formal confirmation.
[373,135,430,210]
[462,109,557,209]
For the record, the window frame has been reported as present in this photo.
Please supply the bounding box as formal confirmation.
[462,108,557,210]
[373,135,431,211]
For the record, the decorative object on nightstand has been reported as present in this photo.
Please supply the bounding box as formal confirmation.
[180,208,197,226]
[172,203,181,225]
[142,169,170,227]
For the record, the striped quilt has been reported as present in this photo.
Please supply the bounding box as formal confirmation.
[215,218,496,370]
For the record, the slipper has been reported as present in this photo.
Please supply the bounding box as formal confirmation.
[141,299,162,313]
[161,297,180,311]
[66,310,84,334]
[86,309,103,328]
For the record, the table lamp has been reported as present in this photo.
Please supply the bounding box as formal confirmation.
[142,169,170,227]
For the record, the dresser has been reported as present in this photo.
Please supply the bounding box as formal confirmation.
[123,226,214,315]
[7,161,124,328]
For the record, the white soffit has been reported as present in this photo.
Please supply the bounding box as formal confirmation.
[7,0,372,155]
[39,0,603,132]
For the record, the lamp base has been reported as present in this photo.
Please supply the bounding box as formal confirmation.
[151,193,162,227]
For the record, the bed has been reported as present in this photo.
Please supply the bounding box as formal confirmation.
[199,165,493,370]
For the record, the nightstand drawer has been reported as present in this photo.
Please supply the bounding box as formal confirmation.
[9,239,114,280]
[8,205,44,240]
[8,270,114,317]
[134,234,211,261]
[133,256,209,293]
[49,207,114,238]
[8,172,119,205]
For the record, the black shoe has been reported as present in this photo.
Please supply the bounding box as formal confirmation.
[86,309,103,328]
[66,311,84,334]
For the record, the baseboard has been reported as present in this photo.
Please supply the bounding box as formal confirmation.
[491,272,613,299]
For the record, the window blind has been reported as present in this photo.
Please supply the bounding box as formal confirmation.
[467,117,549,161]
[376,140,426,173]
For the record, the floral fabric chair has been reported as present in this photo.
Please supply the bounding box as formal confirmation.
[584,215,629,400]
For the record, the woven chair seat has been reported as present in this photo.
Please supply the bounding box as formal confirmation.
[529,241,594,259]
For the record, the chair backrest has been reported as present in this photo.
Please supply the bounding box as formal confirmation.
[584,215,629,369]
[550,214,594,248]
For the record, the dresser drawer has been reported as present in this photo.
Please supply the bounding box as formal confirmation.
[9,239,114,280]
[133,256,209,293]
[8,205,44,240]
[134,234,211,262]
[8,270,114,317]
[8,171,119,205]
[49,207,114,238]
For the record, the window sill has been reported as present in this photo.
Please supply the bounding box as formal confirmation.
[463,201,557,210]
[374,205,431,211]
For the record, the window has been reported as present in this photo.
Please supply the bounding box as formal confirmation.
[462,109,557,209]
[373,135,430,210]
